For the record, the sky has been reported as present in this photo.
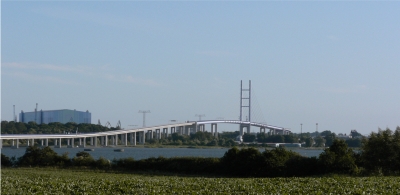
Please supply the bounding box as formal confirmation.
[1,1,399,135]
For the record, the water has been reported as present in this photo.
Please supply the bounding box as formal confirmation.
[1,147,323,160]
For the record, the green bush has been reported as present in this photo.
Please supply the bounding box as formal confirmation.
[318,139,358,175]
[1,153,13,167]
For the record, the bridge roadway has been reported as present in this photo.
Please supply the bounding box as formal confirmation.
[0,120,291,148]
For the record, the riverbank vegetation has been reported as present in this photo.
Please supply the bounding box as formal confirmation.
[2,127,400,177]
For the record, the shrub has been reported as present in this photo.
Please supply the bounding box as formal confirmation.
[1,153,13,167]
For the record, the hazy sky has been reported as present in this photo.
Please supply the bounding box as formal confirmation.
[2,1,399,135]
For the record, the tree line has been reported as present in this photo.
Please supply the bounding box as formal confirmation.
[1,121,113,135]
[2,127,400,177]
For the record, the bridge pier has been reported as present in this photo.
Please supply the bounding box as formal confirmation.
[260,127,266,134]
[155,129,160,139]
[12,139,19,149]
[123,133,127,146]
[105,135,108,146]
[184,126,190,135]
[239,124,250,136]
[199,124,205,132]
[130,132,136,146]
[211,123,218,137]
[163,128,168,138]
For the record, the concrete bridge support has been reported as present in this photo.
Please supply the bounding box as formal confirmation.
[56,138,60,148]
[239,124,250,136]
[155,129,160,139]
[184,126,191,135]
[211,123,218,137]
[94,137,97,147]
[12,139,19,149]
[163,128,168,138]
[178,126,183,135]
[198,124,205,132]
[260,127,266,134]
[133,132,136,145]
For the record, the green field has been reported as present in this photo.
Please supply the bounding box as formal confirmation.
[2,168,400,194]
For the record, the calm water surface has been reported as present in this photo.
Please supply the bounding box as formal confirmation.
[1,147,323,160]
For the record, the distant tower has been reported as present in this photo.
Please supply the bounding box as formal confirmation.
[139,110,151,127]
[195,114,205,121]
[239,80,251,135]
[13,105,16,122]
[35,103,38,123]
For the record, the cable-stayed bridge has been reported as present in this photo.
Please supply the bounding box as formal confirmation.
[0,80,291,148]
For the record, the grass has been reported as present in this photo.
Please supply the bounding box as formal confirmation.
[2,168,400,194]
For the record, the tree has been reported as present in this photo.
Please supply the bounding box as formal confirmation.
[361,128,400,174]
[18,146,59,166]
[1,153,13,167]
[345,138,362,147]
[304,137,313,147]
[257,133,267,143]
[350,130,362,138]
[320,130,333,137]
[318,139,358,174]
[265,135,284,143]
[324,133,336,147]
[242,133,256,142]
[314,136,326,147]
[283,135,296,143]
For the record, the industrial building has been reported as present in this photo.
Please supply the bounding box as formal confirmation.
[19,109,91,124]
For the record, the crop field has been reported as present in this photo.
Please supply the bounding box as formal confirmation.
[1,168,400,194]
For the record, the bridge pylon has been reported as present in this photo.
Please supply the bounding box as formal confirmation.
[239,80,251,135]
